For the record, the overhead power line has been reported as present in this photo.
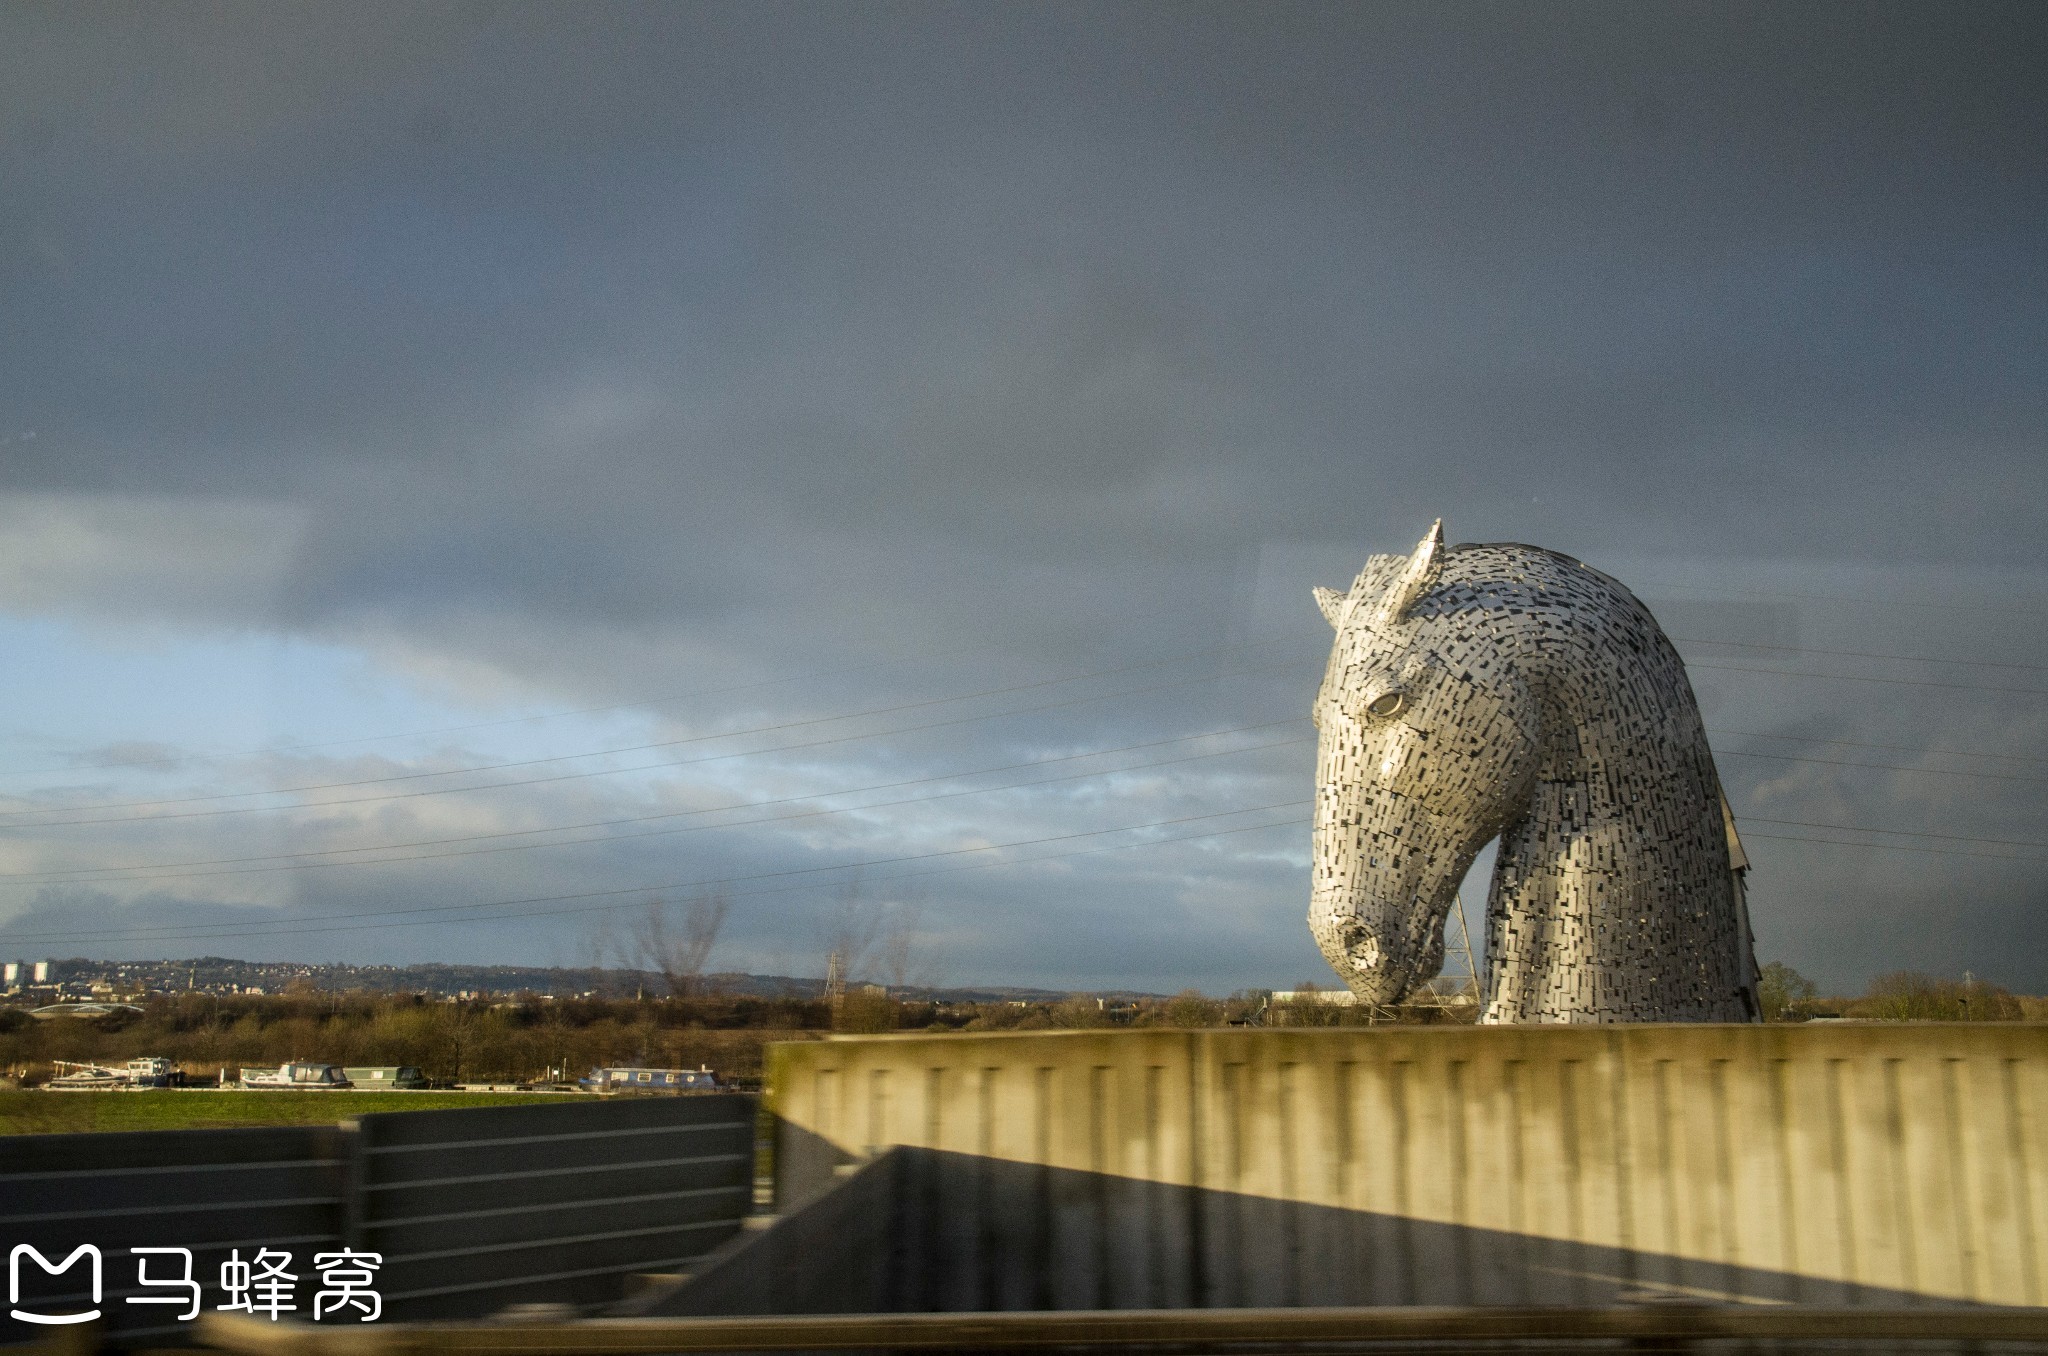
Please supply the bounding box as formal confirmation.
[1671,636,2048,674]
[0,644,982,779]
[1706,727,2048,767]
[0,626,1315,782]
[1716,748,2048,787]
[1686,661,2048,698]
[0,726,1313,887]
[18,794,2048,952]
[0,802,1314,948]
[21,706,2042,890]
[0,657,1318,830]
[9,594,2038,791]
[2,702,2041,892]
[0,645,1319,818]
[1742,831,2048,864]
[9,660,2035,835]
[5,605,2037,815]
[1641,581,2048,622]
[1742,816,2048,852]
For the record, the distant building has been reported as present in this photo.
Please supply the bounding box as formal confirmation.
[7,959,57,985]
[1269,989,1360,1005]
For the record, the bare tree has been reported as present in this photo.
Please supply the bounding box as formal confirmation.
[578,909,630,995]
[823,878,932,997]
[821,877,883,998]
[635,889,730,998]
[877,893,934,995]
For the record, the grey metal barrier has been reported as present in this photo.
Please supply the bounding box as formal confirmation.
[1,1095,756,1347]
[1,1125,350,1349]
[349,1095,755,1321]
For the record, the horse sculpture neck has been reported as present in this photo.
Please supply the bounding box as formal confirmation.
[1448,546,1756,1022]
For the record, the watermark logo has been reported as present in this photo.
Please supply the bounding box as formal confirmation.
[7,1245,382,1326]
[9,1244,101,1326]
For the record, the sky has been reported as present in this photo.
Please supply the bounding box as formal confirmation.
[1,1,2044,996]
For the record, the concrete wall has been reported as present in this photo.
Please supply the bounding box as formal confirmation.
[768,1025,2048,1310]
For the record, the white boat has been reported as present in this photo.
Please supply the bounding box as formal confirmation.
[47,1060,127,1090]
[239,1061,352,1089]
[46,1057,187,1090]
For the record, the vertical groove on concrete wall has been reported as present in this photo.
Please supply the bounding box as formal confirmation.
[1826,1058,1859,1300]
[1560,1059,1585,1243]
[1031,1066,1053,1310]
[1389,1059,1416,1305]
[1331,1059,1358,1303]
[1218,1061,1246,1307]
[976,1067,998,1311]
[867,1068,889,1157]
[2006,1058,2041,1305]
[1605,1044,1637,1293]
[1652,1058,1678,1265]
[1184,1036,1206,1308]
[1089,1065,1111,1310]
[1646,1056,1679,1302]
[1333,1061,1355,1207]
[1447,1059,1474,1305]
[1942,1059,1980,1302]
[921,1066,945,1312]
[1502,1056,1531,1306]
[1278,1061,1301,1307]
[1558,1058,1587,1307]
[1769,1058,1799,1298]
[1882,1059,1920,1300]
[1143,1064,1165,1308]
[1708,1057,1738,1298]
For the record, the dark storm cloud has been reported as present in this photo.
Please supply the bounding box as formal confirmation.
[2,2,2044,991]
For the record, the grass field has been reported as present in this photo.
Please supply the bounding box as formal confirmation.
[0,1089,570,1135]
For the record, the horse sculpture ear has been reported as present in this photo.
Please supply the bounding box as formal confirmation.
[1314,587,1347,628]
[1372,519,1445,624]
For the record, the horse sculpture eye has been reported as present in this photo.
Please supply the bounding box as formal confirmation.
[1366,691,1405,718]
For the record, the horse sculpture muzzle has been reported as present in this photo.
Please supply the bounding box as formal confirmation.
[1309,788,1478,1004]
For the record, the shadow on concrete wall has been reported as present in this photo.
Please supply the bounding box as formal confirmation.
[633,1142,1950,1319]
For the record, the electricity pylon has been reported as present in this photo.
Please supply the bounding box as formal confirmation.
[1429,885,1482,1015]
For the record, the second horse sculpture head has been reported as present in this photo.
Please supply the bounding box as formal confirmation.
[1311,521,1757,1023]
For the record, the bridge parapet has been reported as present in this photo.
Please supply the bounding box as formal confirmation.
[768,1024,2048,1309]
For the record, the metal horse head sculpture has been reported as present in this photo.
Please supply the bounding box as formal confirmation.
[1310,522,1759,1022]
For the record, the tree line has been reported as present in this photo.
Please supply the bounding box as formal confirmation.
[6,961,2032,1087]
[0,987,1271,1086]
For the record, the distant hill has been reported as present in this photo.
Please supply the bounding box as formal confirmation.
[26,955,1162,1003]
